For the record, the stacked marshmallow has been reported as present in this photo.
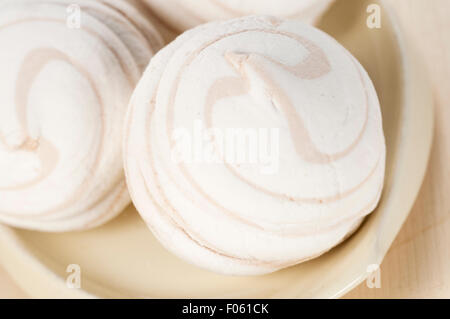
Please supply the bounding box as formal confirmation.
[0,0,163,231]
[142,0,334,32]
[124,16,386,275]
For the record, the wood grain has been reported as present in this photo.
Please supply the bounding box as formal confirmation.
[0,0,448,298]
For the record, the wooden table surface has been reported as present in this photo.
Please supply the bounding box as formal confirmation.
[0,0,449,299]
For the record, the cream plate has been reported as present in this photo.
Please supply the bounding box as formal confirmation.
[0,0,434,298]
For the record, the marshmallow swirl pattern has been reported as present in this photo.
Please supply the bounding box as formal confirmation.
[0,0,163,231]
[142,0,334,32]
[124,16,386,275]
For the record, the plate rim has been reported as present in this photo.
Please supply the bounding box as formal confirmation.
[327,0,435,298]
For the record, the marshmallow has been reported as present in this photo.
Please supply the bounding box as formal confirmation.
[124,16,386,275]
[142,0,334,32]
[0,0,163,231]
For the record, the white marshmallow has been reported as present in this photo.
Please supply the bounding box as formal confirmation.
[0,0,164,231]
[124,16,386,275]
[142,0,334,32]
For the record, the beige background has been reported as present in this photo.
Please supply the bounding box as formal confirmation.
[0,0,449,298]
